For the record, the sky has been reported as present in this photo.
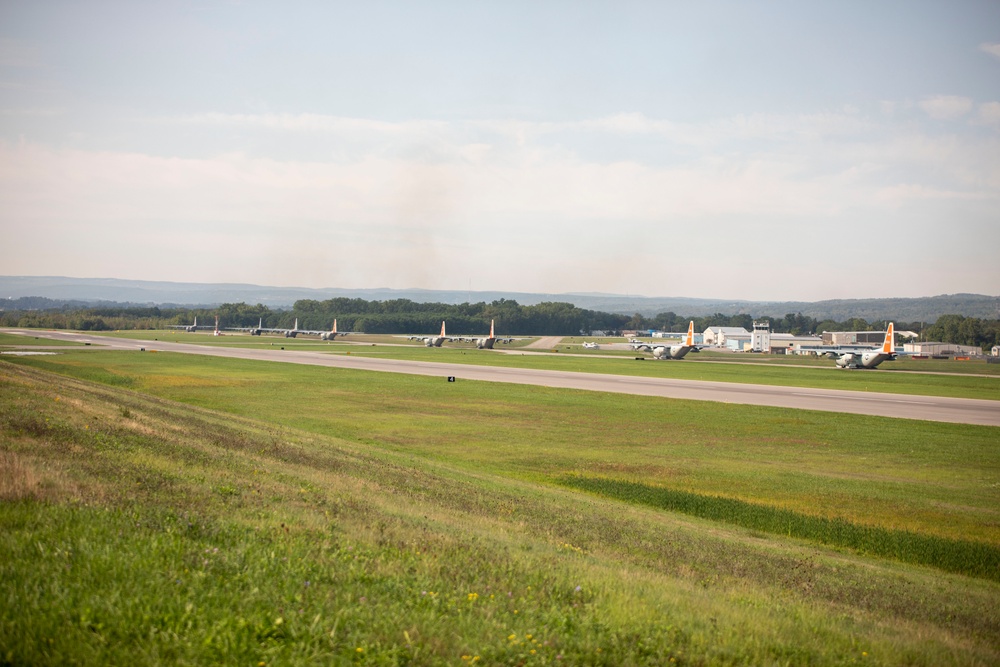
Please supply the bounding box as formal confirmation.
[1,1,999,301]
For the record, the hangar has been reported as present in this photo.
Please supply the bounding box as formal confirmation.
[702,326,749,347]
[822,329,918,345]
[903,342,983,357]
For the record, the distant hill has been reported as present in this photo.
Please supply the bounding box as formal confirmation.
[1,276,997,323]
[737,295,1000,323]
[559,293,1000,321]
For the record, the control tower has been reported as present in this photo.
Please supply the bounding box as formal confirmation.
[751,320,771,353]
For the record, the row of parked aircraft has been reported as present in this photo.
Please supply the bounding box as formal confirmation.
[625,321,899,369]
[172,317,510,348]
[168,317,345,339]
[232,318,345,340]
[170,317,900,369]
[408,320,514,348]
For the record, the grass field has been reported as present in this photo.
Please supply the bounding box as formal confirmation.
[2,347,999,665]
[0,332,84,347]
[57,329,1000,401]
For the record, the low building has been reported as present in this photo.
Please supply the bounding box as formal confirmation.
[703,326,750,347]
[724,335,752,351]
[652,331,705,344]
[770,333,823,354]
[822,331,886,346]
[903,342,983,357]
[822,329,918,345]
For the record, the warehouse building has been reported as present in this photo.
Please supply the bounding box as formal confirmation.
[822,329,918,345]
[703,326,750,347]
[770,333,824,353]
[903,342,983,357]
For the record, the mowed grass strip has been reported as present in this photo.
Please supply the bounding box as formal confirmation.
[0,331,83,347]
[560,476,1000,581]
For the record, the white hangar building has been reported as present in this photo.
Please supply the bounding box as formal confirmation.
[702,326,749,347]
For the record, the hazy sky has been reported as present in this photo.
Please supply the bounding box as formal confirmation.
[2,1,998,300]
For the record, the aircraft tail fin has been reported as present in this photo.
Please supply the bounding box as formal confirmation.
[440,321,446,337]
[490,319,495,338]
[686,320,695,347]
[333,319,338,334]
[294,318,299,331]
[882,322,894,354]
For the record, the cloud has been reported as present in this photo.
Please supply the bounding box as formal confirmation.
[475,111,873,151]
[9,106,998,233]
[5,99,999,295]
[174,109,875,155]
[918,95,974,120]
[0,107,63,117]
[176,112,442,137]
[874,183,987,207]
[978,101,1000,125]
[0,39,43,68]
[981,43,1000,59]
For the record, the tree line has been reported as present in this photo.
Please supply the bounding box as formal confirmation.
[3,297,999,351]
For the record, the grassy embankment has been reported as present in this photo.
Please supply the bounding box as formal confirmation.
[2,349,999,665]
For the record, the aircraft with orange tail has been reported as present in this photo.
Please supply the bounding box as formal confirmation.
[823,323,898,369]
[410,320,517,348]
[475,319,498,349]
[413,321,449,347]
[631,320,702,360]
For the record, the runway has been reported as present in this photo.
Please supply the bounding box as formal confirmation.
[5,330,999,427]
